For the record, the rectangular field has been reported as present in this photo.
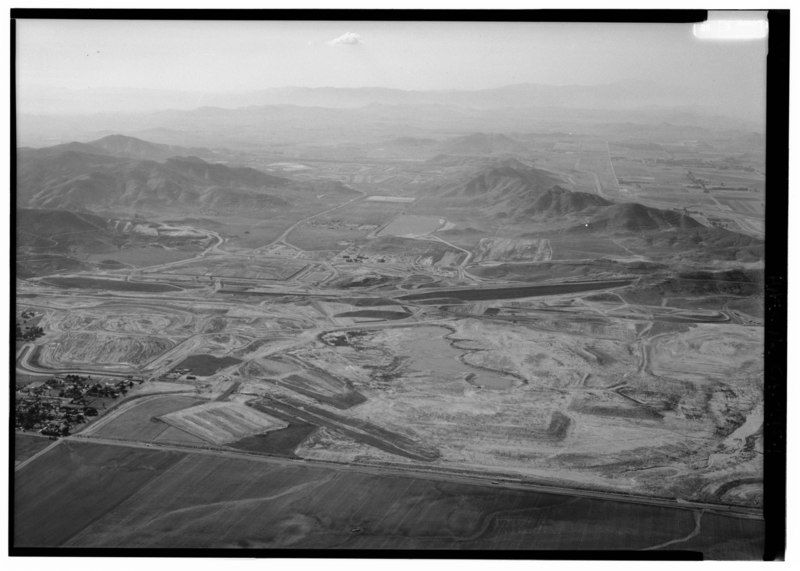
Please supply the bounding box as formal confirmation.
[174,354,242,376]
[159,401,287,445]
[14,440,763,556]
[14,441,186,547]
[86,395,206,443]
[14,433,54,465]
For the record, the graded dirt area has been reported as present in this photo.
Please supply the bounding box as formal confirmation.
[147,255,307,281]
[273,313,763,506]
[31,332,173,369]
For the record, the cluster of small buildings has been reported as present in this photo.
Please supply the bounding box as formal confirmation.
[160,368,197,381]
[342,253,372,263]
[15,374,142,437]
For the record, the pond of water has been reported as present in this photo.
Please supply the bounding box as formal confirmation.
[394,325,517,390]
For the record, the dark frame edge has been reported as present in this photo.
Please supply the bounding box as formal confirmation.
[8,8,707,24]
[762,8,789,563]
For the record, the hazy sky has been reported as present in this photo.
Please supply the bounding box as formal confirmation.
[16,18,767,110]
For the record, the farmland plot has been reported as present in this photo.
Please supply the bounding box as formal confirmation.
[14,441,186,547]
[85,395,206,444]
[14,433,54,465]
[10,441,759,556]
[159,401,288,445]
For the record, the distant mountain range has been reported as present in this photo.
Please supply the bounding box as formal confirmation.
[18,80,763,148]
[18,134,222,163]
[20,80,759,120]
[16,135,352,214]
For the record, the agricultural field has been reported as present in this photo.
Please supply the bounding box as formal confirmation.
[14,441,186,548]
[230,410,318,458]
[159,401,287,445]
[174,354,243,376]
[13,440,762,556]
[14,433,54,465]
[84,395,207,444]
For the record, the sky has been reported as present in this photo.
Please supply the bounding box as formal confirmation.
[15,18,767,112]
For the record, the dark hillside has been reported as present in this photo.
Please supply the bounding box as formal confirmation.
[520,187,611,218]
[16,142,298,215]
[575,202,703,233]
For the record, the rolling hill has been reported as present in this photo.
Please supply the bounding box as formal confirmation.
[576,202,703,233]
[17,134,215,162]
[520,187,611,218]
[445,159,562,200]
[15,207,217,278]
[436,133,530,156]
[432,158,762,263]
[83,134,216,162]
[439,159,610,220]
[15,139,305,215]
[16,208,109,252]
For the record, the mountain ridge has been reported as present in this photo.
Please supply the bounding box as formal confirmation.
[16,138,301,215]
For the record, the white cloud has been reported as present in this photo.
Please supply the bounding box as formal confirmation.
[328,32,363,46]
